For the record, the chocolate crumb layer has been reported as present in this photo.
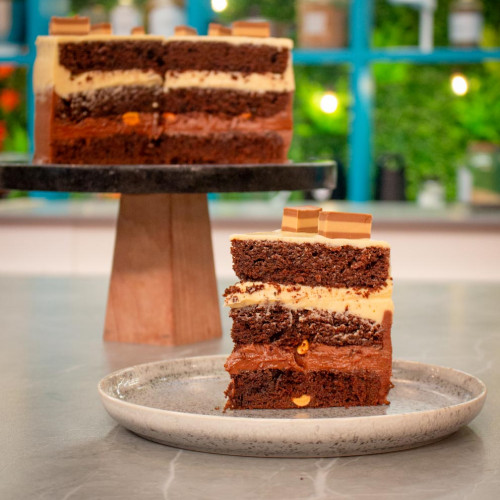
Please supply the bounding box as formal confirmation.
[163,89,292,117]
[229,304,391,347]
[51,131,286,164]
[54,86,163,121]
[231,240,391,289]
[225,369,384,410]
[164,42,289,74]
[59,41,166,75]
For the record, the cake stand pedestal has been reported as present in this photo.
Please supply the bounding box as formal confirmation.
[0,162,336,346]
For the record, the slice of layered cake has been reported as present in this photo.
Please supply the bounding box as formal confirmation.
[33,17,293,165]
[224,207,393,410]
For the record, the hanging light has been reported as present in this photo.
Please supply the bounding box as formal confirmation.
[211,0,228,13]
[320,91,338,114]
[451,73,468,96]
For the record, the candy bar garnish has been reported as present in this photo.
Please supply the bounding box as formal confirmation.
[208,23,231,36]
[90,23,112,35]
[49,16,90,36]
[174,25,197,36]
[281,206,322,233]
[131,26,145,35]
[318,211,373,239]
[232,21,271,38]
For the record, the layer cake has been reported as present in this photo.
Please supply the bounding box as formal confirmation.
[34,18,294,165]
[224,207,393,410]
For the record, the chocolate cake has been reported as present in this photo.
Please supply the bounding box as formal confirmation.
[33,17,294,165]
[224,207,393,410]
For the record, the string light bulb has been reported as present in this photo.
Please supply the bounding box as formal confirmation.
[320,91,339,114]
[211,0,228,13]
[451,73,468,96]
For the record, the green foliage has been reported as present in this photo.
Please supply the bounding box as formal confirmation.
[289,65,349,164]
[217,0,295,24]
[0,66,28,153]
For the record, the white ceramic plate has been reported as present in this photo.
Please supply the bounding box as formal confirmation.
[98,355,486,458]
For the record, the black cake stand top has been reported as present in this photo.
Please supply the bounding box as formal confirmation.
[0,162,336,194]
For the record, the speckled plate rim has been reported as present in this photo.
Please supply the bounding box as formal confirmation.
[98,355,487,458]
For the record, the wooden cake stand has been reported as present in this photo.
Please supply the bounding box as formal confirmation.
[0,162,336,346]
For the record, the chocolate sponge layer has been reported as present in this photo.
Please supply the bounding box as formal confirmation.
[229,304,391,347]
[164,41,289,74]
[231,240,391,289]
[51,131,286,164]
[225,369,384,410]
[59,41,166,75]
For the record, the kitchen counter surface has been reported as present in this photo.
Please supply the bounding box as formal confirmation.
[1,276,498,499]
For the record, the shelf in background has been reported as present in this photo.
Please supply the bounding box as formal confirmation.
[293,47,500,65]
[0,44,30,65]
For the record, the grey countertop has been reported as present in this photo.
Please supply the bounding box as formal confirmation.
[1,276,499,499]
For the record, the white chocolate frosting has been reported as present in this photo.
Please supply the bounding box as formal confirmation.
[225,281,393,323]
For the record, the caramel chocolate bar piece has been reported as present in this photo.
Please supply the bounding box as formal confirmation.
[174,25,198,36]
[131,26,145,35]
[90,23,112,35]
[281,206,322,233]
[208,23,232,37]
[318,211,372,239]
[50,16,90,36]
[232,21,271,38]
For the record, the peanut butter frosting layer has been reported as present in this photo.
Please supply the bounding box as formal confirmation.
[224,281,393,323]
[231,230,390,249]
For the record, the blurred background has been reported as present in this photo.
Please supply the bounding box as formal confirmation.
[0,0,499,280]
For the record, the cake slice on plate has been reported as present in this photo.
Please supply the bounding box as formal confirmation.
[224,207,393,410]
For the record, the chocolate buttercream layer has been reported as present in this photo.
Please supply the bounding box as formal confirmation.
[229,306,391,347]
[163,89,292,117]
[225,343,391,377]
[225,369,386,409]
[231,240,391,289]
[51,114,291,140]
[54,86,163,121]
[50,131,286,164]
[59,41,165,75]
[164,41,289,74]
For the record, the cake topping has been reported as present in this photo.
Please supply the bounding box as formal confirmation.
[131,26,145,35]
[292,394,311,407]
[318,211,373,239]
[232,21,271,38]
[122,112,140,126]
[296,339,309,355]
[208,23,232,36]
[174,25,198,36]
[49,16,90,36]
[281,206,322,233]
[90,23,112,35]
